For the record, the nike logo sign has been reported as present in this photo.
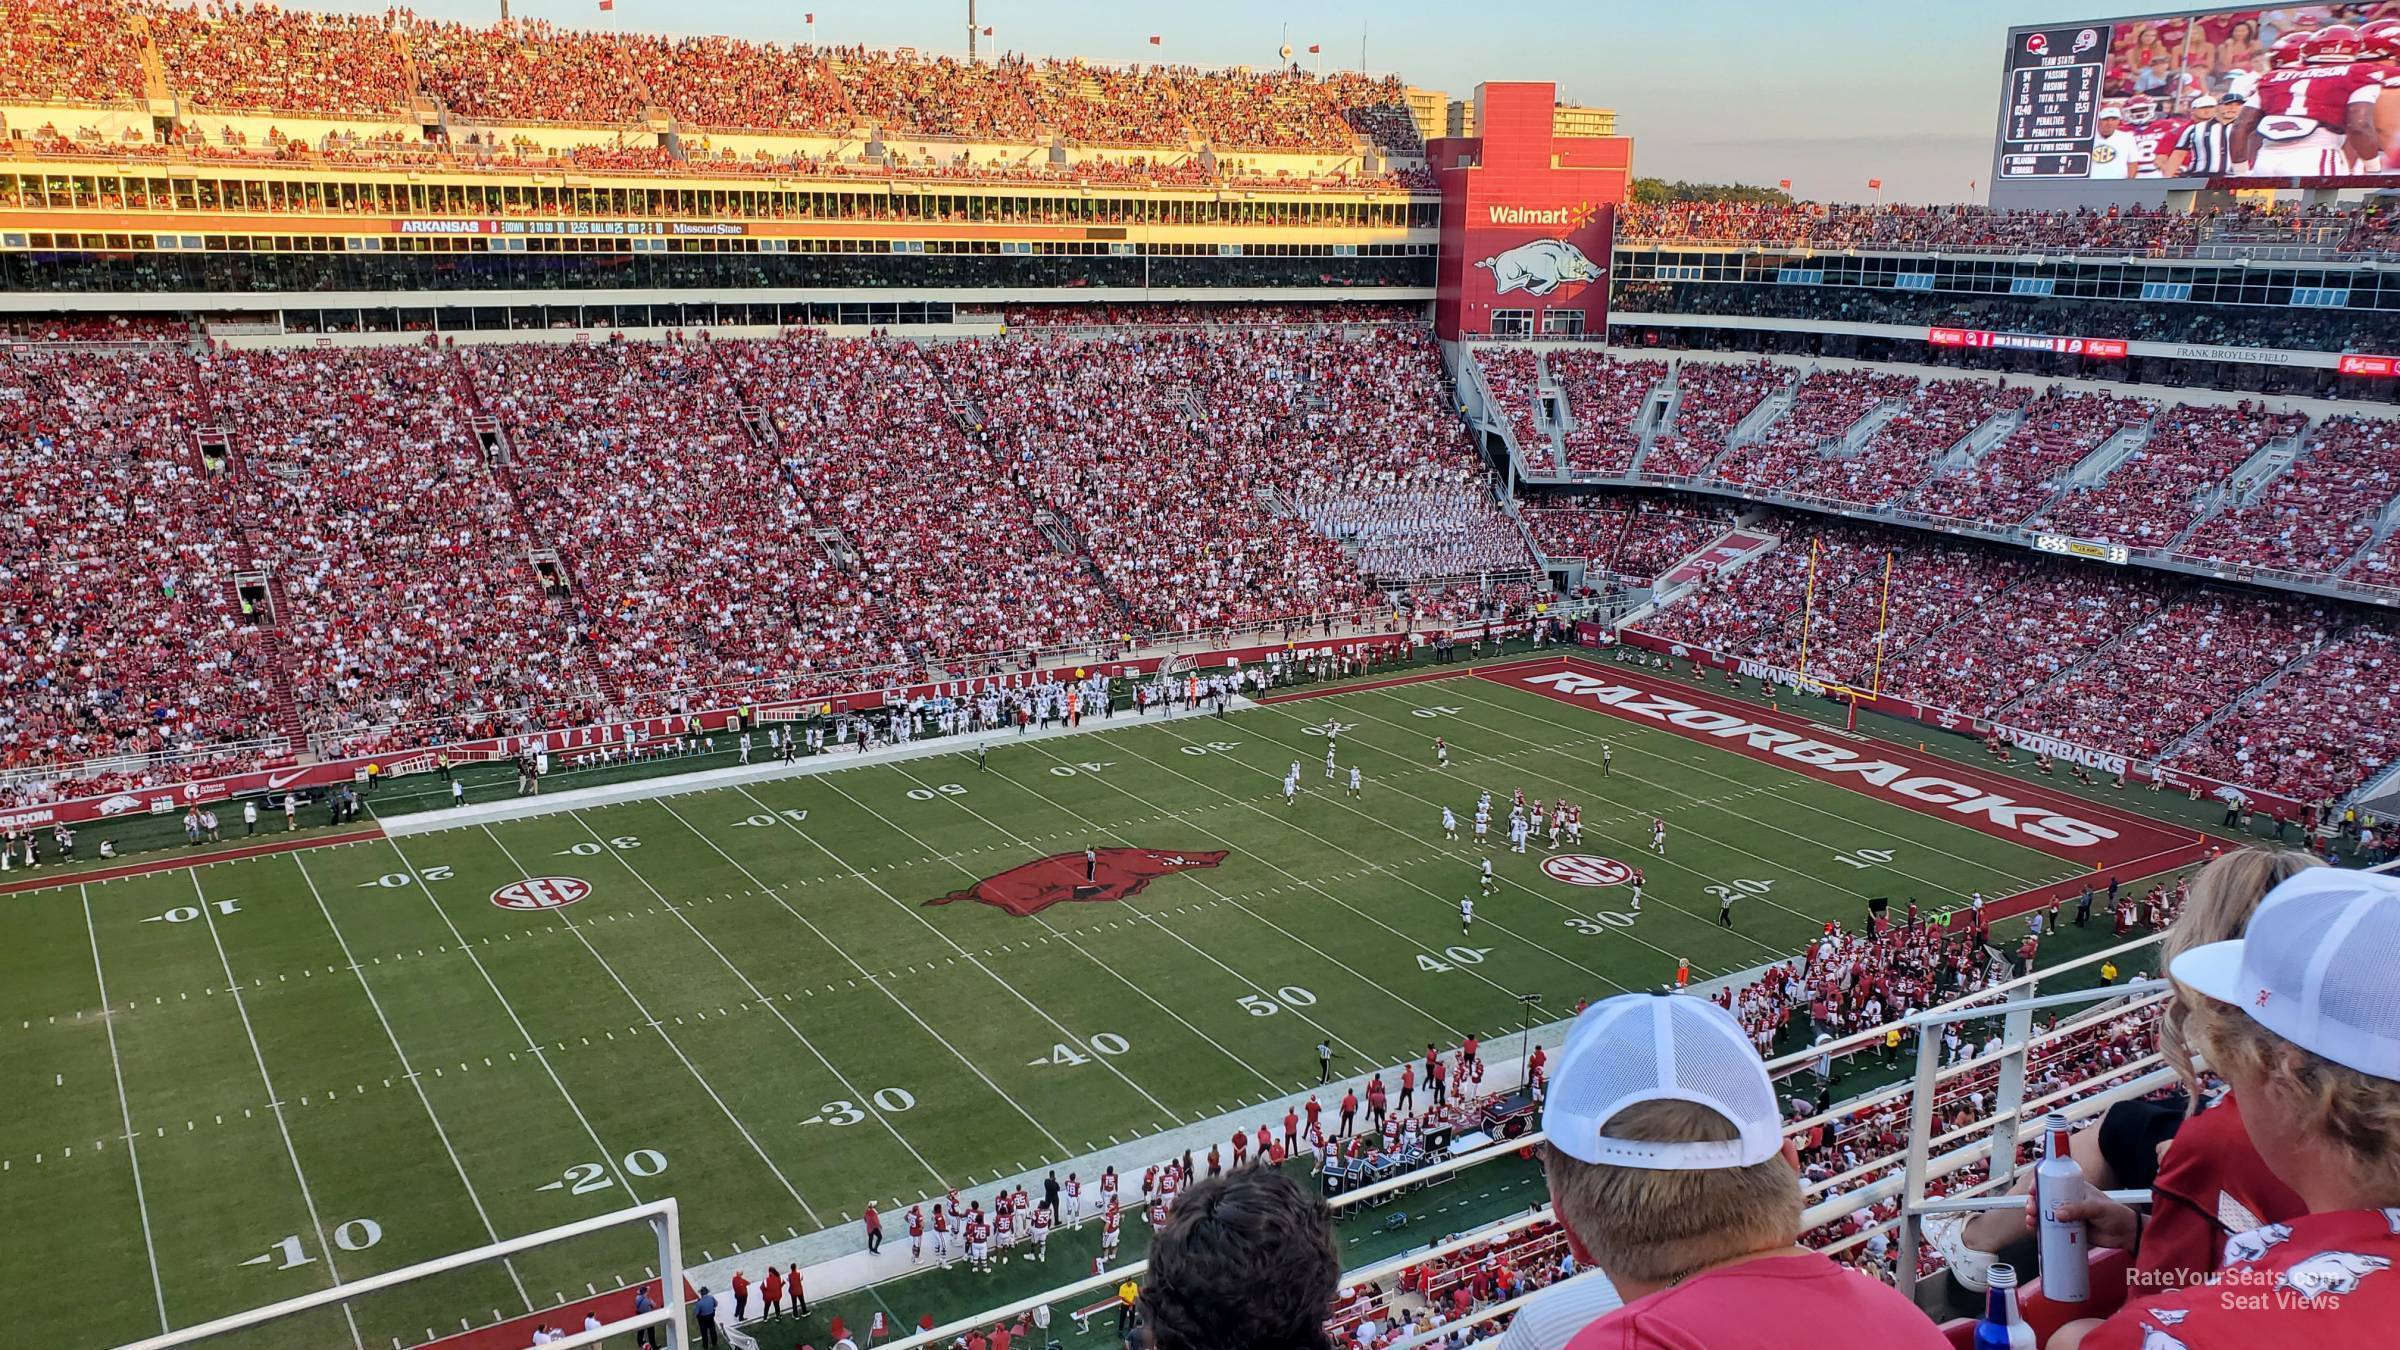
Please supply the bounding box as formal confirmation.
[266,769,309,789]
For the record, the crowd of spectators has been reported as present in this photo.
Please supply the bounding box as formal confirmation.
[1888,568,2173,721]
[2178,414,2400,579]
[2168,621,2399,805]
[0,0,144,104]
[1907,388,2157,525]
[0,349,285,798]
[1611,282,2400,360]
[146,2,416,116]
[998,301,1420,328]
[1472,346,1546,464]
[1776,377,2031,507]
[1521,499,1734,587]
[1547,350,1665,477]
[2033,401,2306,547]
[1,1,1423,157]
[198,346,598,754]
[1615,199,2372,258]
[1707,368,1920,495]
[1634,512,2396,795]
[1640,359,1786,477]
[928,327,1493,632]
[2003,589,2334,760]
[0,315,189,344]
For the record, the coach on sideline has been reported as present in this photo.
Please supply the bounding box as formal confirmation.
[1519,993,1945,1349]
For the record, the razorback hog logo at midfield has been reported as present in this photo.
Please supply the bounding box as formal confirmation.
[926,848,1228,917]
[1475,238,1604,297]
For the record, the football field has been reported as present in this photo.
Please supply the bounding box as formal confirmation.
[0,656,2201,1349]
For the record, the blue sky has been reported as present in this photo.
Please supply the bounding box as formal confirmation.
[330,0,2154,201]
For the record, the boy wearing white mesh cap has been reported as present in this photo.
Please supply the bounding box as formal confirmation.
[2075,868,2400,1350]
[1525,993,1944,1350]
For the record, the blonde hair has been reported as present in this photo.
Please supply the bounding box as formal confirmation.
[2191,994,2400,1201]
[1544,1099,1801,1285]
[2160,848,2320,1104]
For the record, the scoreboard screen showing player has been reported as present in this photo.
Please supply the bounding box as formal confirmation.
[1997,5,2400,185]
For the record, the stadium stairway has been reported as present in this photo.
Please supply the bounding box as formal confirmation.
[2153,621,2344,766]
[1617,364,1675,477]
[2165,419,2314,553]
[251,573,310,752]
[1983,591,2173,724]
[1699,368,1803,478]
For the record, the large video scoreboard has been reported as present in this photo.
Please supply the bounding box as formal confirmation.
[1993,4,2400,193]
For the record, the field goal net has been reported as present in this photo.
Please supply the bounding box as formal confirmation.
[120,1200,688,1350]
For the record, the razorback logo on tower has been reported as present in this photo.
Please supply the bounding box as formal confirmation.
[926,849,1228,917]
[492,876,592,910]
[1475,238,1605,296]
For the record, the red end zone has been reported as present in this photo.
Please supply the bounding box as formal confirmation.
[1485,656,2206,877]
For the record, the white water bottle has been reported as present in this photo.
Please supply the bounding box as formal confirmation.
[2034,1112,2090,1303]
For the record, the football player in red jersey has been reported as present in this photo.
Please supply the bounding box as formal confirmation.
[907,1204,925,1263]
[1100,1196,1122,1261]
[2235,23,2394,175]
[2122,95,2192,178]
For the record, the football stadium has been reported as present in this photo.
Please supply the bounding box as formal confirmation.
[3,3,2399,1348]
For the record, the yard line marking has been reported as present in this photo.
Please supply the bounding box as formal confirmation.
[1245,695,1776,963]
[290,854,533,1312]
[1092,729,1634,999]
[1436,678,2052,893]
[186,873,364,1350]
[380,834,641,1200]
[80,884,168,1336]
[877,759,1287,1094]
[935,761,1400,1062]
[472,824,820,1223]
[999,740,1475,1038]
[779,780,1178,1122]
[653,796,1074,1159]
[575,802,948,1193]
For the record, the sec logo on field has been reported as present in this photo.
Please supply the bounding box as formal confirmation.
[492,876,592,910]
[1541,855,1633,887]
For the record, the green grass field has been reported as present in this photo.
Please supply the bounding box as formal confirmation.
[2,660,2140,1348]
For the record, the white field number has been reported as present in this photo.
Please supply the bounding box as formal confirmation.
[1418,946,1490,972]
[1236,987,1320,1016]
[1834,848,1897,870]
[801,1089,917,1126]
[1179,741,1242,756]
[548,1150,669,1194]
[734,809,809,827]
[1410,705,1462,718]
[1705,879,1775,905]
[559,836,640,856]
[905,784,967,801]
[1563,913,1638,934]
[147,899,243,924]
[1030,1034,1129,1067]
[1048,761,1114,777]
[249,1220,380,1270]
[363,866,453,889]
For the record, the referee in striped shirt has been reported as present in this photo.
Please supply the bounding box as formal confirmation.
[2175,93,2238,177]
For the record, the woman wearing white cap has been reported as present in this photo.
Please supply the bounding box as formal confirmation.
[2075,868,2400,1350]
[1526,993,1945,1349]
